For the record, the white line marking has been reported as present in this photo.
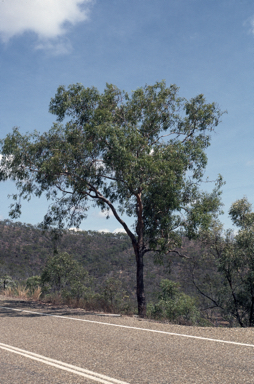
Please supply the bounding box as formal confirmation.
[0,342,129,384]
[1,305,254,348]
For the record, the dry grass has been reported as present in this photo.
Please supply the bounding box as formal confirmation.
[1,287,14,297]
[31,287,42,300]
[0,286,135,316]
[0,285,41,301]
[40,293,135,315]
[16,286,29,299]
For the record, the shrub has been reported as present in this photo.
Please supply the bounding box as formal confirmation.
[40,252,93,302]
[0,275,16,290]
[25,275,41,294]
[147,279,200,324]
[101,277,132,313]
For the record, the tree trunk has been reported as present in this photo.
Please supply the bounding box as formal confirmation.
[249,294,254,327]
[135,247,146,317]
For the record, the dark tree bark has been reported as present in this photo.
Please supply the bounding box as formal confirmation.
[134,193,147,317]
[134,245,146,317]
[249,290,254,327]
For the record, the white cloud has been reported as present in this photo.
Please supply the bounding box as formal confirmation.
[35,38,73,55]
[113,228,126,234]
[0,0,92,51]
[97,228,126,234]
[98,210,114,218]
[69,227,82,232]
[232,229,239,237]
[97,229,111,233]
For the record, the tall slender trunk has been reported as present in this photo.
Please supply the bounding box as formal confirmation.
[134,192,146,317]
[102,190,147,316]
[135,246,146,317]
[249,293,254,327]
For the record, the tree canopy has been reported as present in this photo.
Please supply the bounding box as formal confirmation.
[0,81,224,316]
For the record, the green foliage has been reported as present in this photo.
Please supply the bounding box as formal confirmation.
[191,198,254,327]
[229,197,254,229]
[25,275,41,294]
[147,279,200,323]
[0,81,224,247]
[0,274,16,290]
[41,252,92,301]
[102,277,132,312]
[102,277,122,305]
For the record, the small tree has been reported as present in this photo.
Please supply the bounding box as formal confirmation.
[147,279,200,323]
[101,276,131,312]
[0,81,224,316]
[41,252,92,302]
[0,275,16,290]
[25,275,41,294]
[191,198,254,327]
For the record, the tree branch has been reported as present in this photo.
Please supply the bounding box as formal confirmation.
[84,183,137,244]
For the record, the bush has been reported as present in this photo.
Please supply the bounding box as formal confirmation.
[40,252,93,302]
[147,279,200,324]
[25,275,41,294]
[0,275,16,290]
[101,277,132,313]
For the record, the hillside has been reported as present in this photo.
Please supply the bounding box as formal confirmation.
[0,219,190,304]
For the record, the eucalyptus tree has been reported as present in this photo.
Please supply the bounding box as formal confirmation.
[191,198,254,327]
[229,198,254,326]
[0,81,224,316]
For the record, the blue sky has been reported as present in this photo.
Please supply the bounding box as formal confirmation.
[0,0,253,233]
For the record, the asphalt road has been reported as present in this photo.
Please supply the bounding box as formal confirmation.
[0,296,254,383]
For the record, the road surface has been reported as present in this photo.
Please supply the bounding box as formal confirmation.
[0,296,254,383]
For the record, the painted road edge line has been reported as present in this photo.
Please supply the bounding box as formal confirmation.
[1,305,254,348]
[0,342,129,384]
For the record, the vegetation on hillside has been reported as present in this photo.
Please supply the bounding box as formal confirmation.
[0,219,202,322]
[2,211,254,327]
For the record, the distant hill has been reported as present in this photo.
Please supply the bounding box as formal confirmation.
[0,219,197,303]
